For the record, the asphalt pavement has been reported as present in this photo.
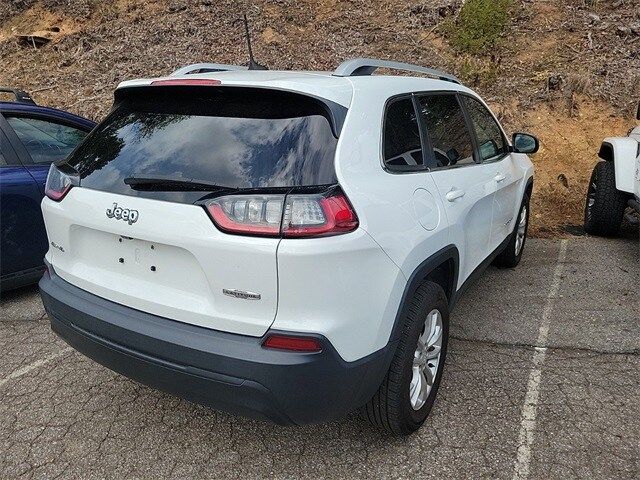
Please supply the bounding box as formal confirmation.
[0,236,638,479]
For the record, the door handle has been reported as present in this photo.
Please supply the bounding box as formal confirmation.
[445,188,466,202]
[494,173,507,183]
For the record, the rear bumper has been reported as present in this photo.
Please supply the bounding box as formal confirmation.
[39,266,395,425]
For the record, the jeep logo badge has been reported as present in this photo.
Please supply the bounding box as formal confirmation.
[106,202,139,225]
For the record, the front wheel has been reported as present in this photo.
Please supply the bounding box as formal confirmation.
[364,281,449,435]
[493,194,530,268]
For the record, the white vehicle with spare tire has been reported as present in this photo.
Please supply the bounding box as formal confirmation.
[585,102,640,236]
[39,58,537,435]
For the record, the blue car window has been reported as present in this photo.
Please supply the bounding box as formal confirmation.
[6,116,88,164]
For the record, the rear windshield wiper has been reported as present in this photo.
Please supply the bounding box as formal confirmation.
[124,175,233,192]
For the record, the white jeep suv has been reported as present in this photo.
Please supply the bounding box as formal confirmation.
[584,102,640,236]
[39,58,537,435]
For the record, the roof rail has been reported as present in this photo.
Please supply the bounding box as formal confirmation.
[333,58,460,84]
[170,63,248,76]
[0,87,36,105]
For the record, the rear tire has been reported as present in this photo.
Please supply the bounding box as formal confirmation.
[493,194,529,269]
[364,281,449,436]
[584,161,629,237]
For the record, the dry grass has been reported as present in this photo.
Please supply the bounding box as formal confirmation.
[0,0,639,236]
[521,97,632,236]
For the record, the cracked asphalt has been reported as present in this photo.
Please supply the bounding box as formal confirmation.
[1,237,638,479]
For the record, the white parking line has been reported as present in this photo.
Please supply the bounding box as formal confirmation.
[513,239,568,480]
[0,347,72,389]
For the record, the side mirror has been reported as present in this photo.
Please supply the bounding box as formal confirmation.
[512,132,539,154]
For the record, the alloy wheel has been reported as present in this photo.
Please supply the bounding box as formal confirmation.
[409,309,443,410]
[515,205,528,256]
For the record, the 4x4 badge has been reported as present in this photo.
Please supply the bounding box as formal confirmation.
[106,202,139,225]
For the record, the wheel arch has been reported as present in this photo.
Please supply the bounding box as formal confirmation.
[524,176,534,199]
[598,141,615,163]
[598,137,638,194]
[388,245,459,344]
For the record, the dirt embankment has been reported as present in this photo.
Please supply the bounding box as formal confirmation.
[1,0,639,236]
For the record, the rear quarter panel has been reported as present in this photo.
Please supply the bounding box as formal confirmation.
[273,230,406,362]
[333,80,452,279]
[319,80,454,360]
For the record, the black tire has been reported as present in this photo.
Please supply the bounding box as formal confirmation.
[364,281,449,436]
[584,161,629,237]
[493,194,530,269]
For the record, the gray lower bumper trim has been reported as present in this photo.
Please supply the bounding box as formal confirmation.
[39,267,395,425]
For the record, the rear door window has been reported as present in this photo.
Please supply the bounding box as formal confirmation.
[383,97,423,171]
[416,94,476,169]
[67,87,342,204]
[5,116,88,164]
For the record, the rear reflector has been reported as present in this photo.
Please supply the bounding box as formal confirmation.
[263,335,322,352]
[150,79,222,86]
[204,190,358,238]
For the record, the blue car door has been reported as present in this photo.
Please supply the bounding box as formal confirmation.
[0,112,90,284]
[0,124,45,280]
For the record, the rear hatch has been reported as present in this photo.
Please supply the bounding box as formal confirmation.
[42,85,343,336]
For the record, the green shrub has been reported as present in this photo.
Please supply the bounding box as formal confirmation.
[458,58,499,86]
[443,0,513,55]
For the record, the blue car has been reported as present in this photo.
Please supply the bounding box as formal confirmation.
[0,88,95,290]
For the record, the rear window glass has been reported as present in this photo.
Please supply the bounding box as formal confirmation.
[67,87,342,202]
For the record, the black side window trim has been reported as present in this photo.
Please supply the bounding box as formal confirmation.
[456,92,480,165]
[0,113,25,166]
[381,90,511,175]
[412,94,435,170]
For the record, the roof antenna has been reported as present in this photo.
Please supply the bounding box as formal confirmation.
[233,14,268,71]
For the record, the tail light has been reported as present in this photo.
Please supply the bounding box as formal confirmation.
[206,194,283,236]
[282,193,358,237]
[204,189,358,238]
[263,334,322,353]
[45,164,77,202]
